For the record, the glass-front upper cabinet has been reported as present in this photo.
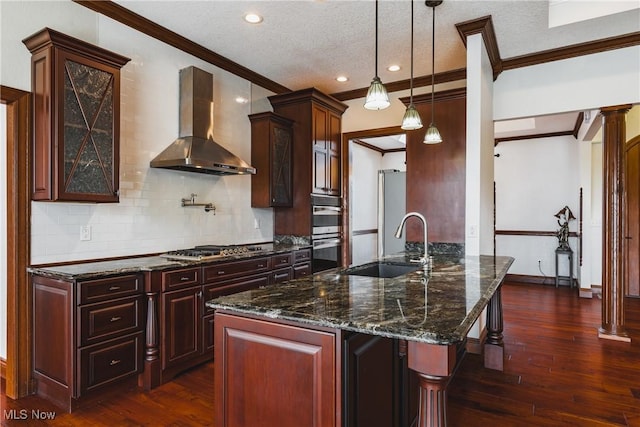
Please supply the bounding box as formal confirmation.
[23,28,130,202]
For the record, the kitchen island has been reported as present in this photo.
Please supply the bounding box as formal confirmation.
[207,253,514,427]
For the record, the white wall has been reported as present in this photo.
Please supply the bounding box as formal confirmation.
[494,46,640,121]
[494,136,580,278]
[1,104,6,360]
[1,1,274,264]
[591,141,603,287]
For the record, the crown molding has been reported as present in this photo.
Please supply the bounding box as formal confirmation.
[73,0,290,94]
[330,68,466,102]
[502,32,640,71]
[455,15,503,79]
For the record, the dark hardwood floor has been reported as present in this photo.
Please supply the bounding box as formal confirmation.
[2,282,640,426]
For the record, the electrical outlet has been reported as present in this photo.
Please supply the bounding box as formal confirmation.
[80,225,91,241]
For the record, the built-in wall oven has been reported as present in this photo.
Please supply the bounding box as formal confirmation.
[311,195,342,273]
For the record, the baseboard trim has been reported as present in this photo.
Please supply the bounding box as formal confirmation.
[505,273,555,286]
[0,358,6,379]
[466,327,487,355]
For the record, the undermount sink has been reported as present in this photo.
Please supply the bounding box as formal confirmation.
[342,261,420,278]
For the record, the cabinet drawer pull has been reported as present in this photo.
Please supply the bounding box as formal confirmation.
[180,276,191,281]
[217,270,225,275]
[196,291,203,298]
[109,286,121,291]
[280,259,288,264]
[257,264,265,268]
[110,316,122,322]
[110,359,121,366]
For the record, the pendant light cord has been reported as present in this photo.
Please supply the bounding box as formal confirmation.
[431,4,436,125]
[375,0,379,78]
[409,0,414,104]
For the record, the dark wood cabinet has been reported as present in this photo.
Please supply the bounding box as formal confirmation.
[269,88,348,237]
[214,312,338,427]
[312,106,342,196]
[22,28,130,202]
[136,249,309,390]
[343,334,419,427]
[293,247,312,278]
[32,273,144,412]
[162,286,202,369]
[249,112,294,207]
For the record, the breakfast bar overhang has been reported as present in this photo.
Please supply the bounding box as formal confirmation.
[208,254,514,427]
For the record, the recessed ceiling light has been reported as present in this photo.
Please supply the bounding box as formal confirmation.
[235,96,249,104]
[387,65,401,72]
[244,13,263,24]
[336,76,348,82]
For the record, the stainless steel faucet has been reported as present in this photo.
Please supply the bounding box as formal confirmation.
[394,211,431,269]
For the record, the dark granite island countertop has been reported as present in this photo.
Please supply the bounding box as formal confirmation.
[207,253,513,345]
[208,253,514,427]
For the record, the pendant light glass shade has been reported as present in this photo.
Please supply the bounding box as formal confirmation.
[364,0,390,110]
[364,76,391,110]
[424,0,443,144]
[424,123,443,144]
[401,0,422,130]
[401,104,423,130]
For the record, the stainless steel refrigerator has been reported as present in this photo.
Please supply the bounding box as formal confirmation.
[378,170,406,256]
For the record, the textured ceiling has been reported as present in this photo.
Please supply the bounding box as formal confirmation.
[114,0,640,95]
[109,1,638,141]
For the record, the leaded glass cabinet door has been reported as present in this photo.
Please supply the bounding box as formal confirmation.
[61,55,118,201]
[56,51,121,202]
[270,122,293,206]
[23,28,130,202]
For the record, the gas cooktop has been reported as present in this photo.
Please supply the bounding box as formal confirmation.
[161,244,265,261]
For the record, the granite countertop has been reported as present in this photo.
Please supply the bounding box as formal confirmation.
[207,253,514,345]
[28,243,310,281]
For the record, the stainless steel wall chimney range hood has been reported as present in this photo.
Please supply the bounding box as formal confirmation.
[150,66,256,175]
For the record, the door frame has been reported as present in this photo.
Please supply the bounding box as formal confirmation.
[1,85,32,399]
[341,125,405,268]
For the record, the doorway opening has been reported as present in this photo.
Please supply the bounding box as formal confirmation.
[342,127,406,267]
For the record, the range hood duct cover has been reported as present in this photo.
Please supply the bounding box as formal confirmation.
[150,66,256,175]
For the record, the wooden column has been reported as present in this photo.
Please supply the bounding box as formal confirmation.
[598,105,632,342]
[484,285,504,370]
[139,271,162,389]
[408,342,456,427]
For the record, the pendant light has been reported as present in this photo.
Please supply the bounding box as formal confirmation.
[401,0,423,130]
[364,0,390,110]
[424,0,443,144]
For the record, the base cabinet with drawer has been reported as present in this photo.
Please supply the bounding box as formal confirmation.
[140,247,314,390]
[31,273,144,412]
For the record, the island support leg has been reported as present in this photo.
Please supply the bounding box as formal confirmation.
[408,342,456,427]
[484,285,504,371]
